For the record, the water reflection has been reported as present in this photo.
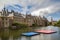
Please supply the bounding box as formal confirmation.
[0,26,60,40]
[20,34,52,40]
[21,36,31,40]
[20,26,60,40]
[20,35,40,40]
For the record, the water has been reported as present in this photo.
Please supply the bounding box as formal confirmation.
[0,26,60,40]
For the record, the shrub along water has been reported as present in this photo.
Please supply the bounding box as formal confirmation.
[9,22,29,30]
[54,20,60,27]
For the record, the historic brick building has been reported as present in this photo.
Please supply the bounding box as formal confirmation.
[0,7,13,28]
[0,7,49,28]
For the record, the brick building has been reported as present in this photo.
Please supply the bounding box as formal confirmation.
[0,7,49,29]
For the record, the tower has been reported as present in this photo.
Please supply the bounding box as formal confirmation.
[1,6,10,28]
[51,17,53,25]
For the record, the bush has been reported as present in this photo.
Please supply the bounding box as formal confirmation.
[54,20,60,27]
[9,22,28,29]
[32,23,38,27]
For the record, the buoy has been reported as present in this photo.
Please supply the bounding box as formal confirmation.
[36,30,56,34]
[22,32,39,37]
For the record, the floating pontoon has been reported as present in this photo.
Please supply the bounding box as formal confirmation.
[36,30,57,34]
[22,32,39,37]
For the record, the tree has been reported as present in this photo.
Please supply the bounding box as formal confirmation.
[54,20,60,27]
[10,22,28,29]
[32,23,38,27]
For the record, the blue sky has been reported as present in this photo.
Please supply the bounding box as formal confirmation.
[0,0,60,21]
[46,11,60,21]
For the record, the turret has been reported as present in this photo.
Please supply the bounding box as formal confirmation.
[11,10,14,13]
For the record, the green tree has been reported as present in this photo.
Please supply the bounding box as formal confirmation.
[54,20,60,27]
[32,23,38,27]
[9,22,28,29]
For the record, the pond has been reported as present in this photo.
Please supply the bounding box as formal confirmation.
[0,26,60,40]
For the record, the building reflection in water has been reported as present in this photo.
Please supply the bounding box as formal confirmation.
[0,26,60,40]
[9,36,13,40]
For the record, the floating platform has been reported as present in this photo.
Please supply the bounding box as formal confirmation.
[22,32,39,37]
[36,30,57,34]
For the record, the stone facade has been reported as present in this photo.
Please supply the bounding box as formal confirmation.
[25,14,34,26]
[0,7,13,28]
[0,7,48,28]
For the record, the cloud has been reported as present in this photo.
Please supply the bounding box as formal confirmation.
[0,0,60,16]
[31,6,52,16]
[31,3,60,16]
[0,0,20,11]
[47,16,52,22]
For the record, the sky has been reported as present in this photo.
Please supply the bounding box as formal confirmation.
[0,0,60,21]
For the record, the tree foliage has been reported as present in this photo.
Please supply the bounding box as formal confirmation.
[10,22,28,29]
[32,23,39,27]
[54,20,60,27]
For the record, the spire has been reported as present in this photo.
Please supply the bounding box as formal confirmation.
[3,5,9,16]
[2,5,6,16]
[51,17,53,22]
[11,10,14,13]
[6,8,9,12]
[4,5,6,11]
